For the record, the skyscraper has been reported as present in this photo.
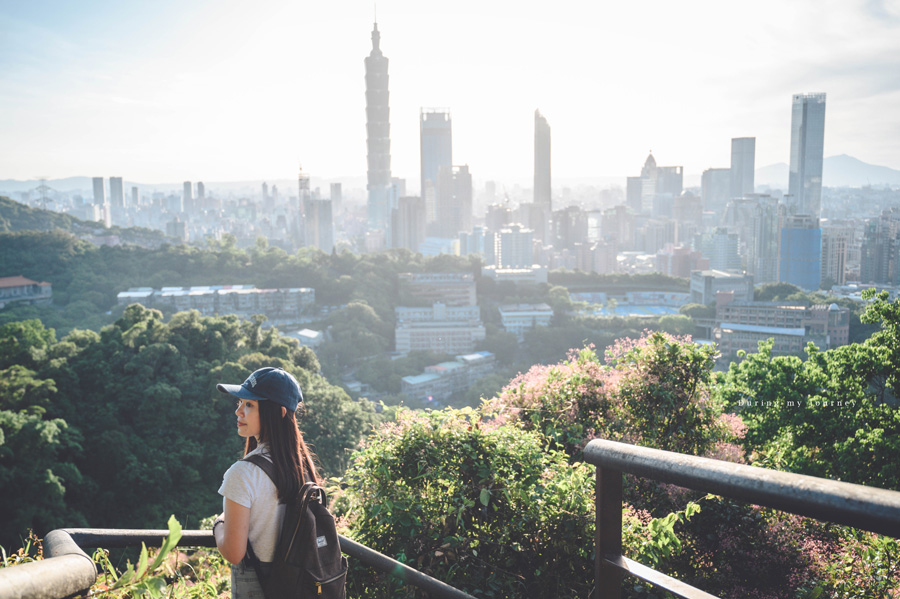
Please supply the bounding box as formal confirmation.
[730,137,755,199]
[420,108,452,223]
[534,110,551,213]
[747,194,782,285]
[788,93,826,217]
[183,181,193,213]
[109,177,124,208]
[435,165,473,239]
[92,177,105,205]
[534,110,552,244]
[305,198,334,254]
[365,21,392,231]
[298,164,310,247]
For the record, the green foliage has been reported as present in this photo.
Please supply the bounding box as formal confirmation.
[336,408,596,598]
[0,196,168,245]
[0,308,375,548]
[678,303,715,319]
[754,281,804,301]
[811,527,900,599]
[656,314,695,336]
[88,516,230,598]
[717,288,900,489]
[860,288,900,393]
[547,271,689,293]
[0,320,57,370]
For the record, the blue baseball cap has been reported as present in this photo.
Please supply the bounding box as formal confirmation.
[217,367,303,412]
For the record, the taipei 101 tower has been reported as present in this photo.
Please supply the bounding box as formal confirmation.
[365,21,392,233]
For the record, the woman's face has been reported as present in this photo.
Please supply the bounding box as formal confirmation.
[234,399,261,440]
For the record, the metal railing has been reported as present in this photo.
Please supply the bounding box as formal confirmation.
[584,438,900,599]
[0,529,476,599]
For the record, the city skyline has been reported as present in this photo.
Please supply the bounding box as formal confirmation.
[2,1,900,185]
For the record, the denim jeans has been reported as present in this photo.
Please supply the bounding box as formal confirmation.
[230,560,272,599]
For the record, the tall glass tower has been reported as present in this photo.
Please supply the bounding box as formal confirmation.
[365,22,392,231]
[420,108,452,223]
[534,110,551,212]
[788,93,826,217]
[533,110,552,244]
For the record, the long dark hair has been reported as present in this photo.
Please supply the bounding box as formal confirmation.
[244,400,322,502]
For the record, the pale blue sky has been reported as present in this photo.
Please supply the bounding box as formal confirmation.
[2,0,899,186]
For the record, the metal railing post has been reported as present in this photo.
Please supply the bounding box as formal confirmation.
[596,464,623,599]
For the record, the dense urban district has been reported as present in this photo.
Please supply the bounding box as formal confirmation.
[1,192,900,597]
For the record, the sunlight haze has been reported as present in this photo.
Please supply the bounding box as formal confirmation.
[2,0,900,186]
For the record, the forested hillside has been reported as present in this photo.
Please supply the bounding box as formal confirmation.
[0,306,379,549]
[0,196,168,246]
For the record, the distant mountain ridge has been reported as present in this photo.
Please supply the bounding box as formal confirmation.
[755,154,900,189]
[2,155,897,194]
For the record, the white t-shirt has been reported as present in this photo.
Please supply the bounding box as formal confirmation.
[218,444,285,562]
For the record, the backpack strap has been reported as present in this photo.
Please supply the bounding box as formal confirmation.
[240,455,324,570]
[240,454,277,582]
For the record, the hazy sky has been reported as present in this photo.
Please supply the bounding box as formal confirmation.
[2,0,900,188]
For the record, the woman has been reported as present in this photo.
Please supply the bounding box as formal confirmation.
[212,366,321,598]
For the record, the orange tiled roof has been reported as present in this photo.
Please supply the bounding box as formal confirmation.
[0,275,49,288]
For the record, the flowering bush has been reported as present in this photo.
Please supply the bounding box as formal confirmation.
[487,332,728,459]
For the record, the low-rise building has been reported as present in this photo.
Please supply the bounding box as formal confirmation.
[399,272,476,307]
[395,302,486,355]
[401,351,497,403]
[690,270,754,305]
[713,296,851,364]
[498,303,553,341]
[0,275,53,310]
[116,285,315,319]
[481,266,549,285]
[715,323,809,358]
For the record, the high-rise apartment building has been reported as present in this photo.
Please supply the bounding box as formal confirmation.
[392,196,426,252]
[304,198,334,253]
[730,137,755,200]
[860,208,900,285]
[109,177,124,208]
[435,165,473,239]
[821,226,850,286]
[788,93,826,217]
[699,228,741,271]
[365,21,392,231]
[701,168,731,217]
[92,177,105,205]
[780,214,822,290]
[420,108,452,223]
[746,195,782,285]
[131,186,139,207]
[197,181,205,201]
[495,224,534,268]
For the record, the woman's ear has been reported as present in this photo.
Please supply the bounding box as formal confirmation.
[281,406,287,418]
